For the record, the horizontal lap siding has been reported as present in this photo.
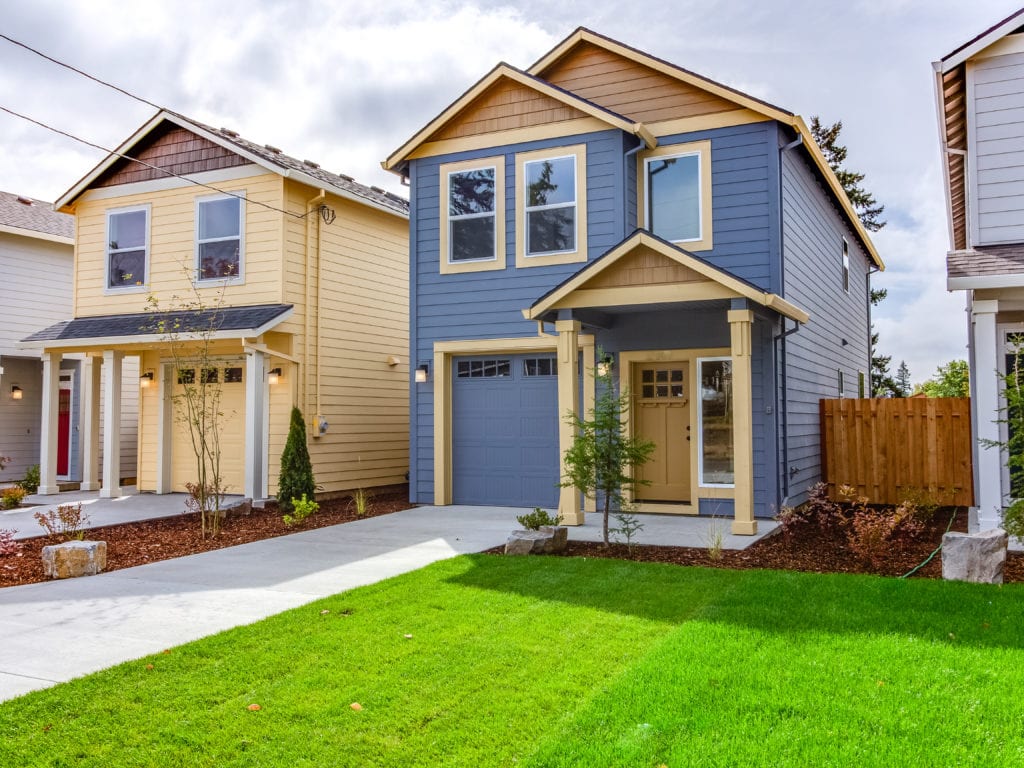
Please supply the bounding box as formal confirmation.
[0,234,73,355]
[282,184,409,494]
[781,147,870,505]
[972,50,1024,244]
[73,172,284,316]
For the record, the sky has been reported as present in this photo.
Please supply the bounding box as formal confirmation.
[1,0,1020,385]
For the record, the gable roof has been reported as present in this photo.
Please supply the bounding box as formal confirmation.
[384,28,882,270]
[57,110,409,218]
[0,191,73,243]
[525,231,809,323]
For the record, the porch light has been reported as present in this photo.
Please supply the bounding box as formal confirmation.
[596,355,614,377]
[415,364,429,383]
[268,367,283,386]
[10,385,22,400]
[139,371,155,388]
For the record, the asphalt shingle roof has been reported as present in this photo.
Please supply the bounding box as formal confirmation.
[948,244,1024,279]
[0,191,74,239]
[22,304,292,344]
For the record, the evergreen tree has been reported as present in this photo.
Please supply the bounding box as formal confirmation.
[278,407,315,513]
[810,116,886,232]
[895,361,912,398]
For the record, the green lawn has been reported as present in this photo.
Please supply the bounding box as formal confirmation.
[2,556,1023,767]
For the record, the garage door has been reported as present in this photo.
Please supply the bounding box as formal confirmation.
[452,354,559,507]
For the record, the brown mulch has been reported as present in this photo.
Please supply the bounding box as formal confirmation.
[0,492,411,589]
[3,497,1022,588]
[488,506,1024,583]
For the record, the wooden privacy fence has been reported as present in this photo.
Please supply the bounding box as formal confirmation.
[820,398,974,507]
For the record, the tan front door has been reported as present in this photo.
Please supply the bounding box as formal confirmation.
[633,362,691,502]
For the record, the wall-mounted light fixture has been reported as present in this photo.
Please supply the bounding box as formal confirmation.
[10,385,23,400]
[268,367,283,386]
[139,371,155,388]
[596,354,614,377]
[415,363,429,383]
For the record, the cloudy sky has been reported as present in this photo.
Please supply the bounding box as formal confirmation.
[1,0,1019,384]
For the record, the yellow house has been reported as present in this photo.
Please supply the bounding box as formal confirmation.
[22,111,410,501]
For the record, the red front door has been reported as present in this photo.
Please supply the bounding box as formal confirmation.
[57,389,70,477]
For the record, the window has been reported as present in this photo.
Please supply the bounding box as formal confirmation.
[456,359,511,378]
[858,370,866,398]
[523,358,556,377]
[698,358,733,486]
[200,367,219,384]
[639,140,713,251]
[177,369,195,385]
[515,145,587,267]
[197,194,243,281]
[106,206,149,289]
[224,367,243,383]
[842,237,850,293]
[838,369,846,398]
[439,157,505,274]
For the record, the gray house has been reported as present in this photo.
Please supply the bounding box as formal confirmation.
[385,28,882,534]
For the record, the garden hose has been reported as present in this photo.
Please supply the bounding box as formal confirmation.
[899,508,959,579]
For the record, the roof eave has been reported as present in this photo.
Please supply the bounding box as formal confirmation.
[0,223,73,245]
[940,7,1024,72]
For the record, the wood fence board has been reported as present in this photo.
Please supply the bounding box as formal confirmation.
[820,398,973,507]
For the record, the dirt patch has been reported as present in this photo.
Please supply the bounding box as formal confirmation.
[0,492,411,589]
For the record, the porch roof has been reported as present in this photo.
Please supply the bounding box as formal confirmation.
[524,231,809,324]
[19,303,294,350]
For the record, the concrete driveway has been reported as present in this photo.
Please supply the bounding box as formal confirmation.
[0,504,777,703]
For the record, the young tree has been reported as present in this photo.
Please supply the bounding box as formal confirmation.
[278,406,315,513]
[917,359,970,398]
[561,360,654,546]
[895,361,912,398]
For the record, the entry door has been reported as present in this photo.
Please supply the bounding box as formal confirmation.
[633,362,691,502]
[57,385,71,477]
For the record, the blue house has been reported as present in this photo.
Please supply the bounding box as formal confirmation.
[384,29,882,534]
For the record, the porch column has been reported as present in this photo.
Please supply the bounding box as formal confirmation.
[728,309,757,535]
[244,349,268,500]
[972,300,1002,531]
[556,319,583,525]
[100,350,123,498]
[37,350,62,495]
[155,363,174,494]
[79,356,101,491]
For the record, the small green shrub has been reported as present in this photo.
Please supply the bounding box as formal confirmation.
[516,507,561,530]
[278,408,315,514]
[1,486,27,510]
[34,503,90,541]
[350,488,372,518]
[1001,499,1024,542]
[17,464,39,495]
[283,494,319,527]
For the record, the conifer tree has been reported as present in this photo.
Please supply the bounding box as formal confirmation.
[278,407,315,513]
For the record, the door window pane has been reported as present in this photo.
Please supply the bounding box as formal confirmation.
[699,358,734,485]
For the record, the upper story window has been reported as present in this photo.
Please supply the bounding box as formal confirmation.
[439,156,505,275]
[639,139,713,251]
[515,144,587,268]
[197,194,244,282]
[842,237,850,293]
[106,205,149,290]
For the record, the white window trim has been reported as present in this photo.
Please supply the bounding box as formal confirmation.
[195,192,246,286]
[639,139,713,251]
[439,157,505,275]
[697,355,735,489]
[842,237,850,293]
[523,153,578,258]
[104,203,151,294]
[515,144,587,268]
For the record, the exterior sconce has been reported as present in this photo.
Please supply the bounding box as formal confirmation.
[10,385,23,400]
[415,364,429,383]
[140,371,155,388]
[268,367,283,386]
[596,355,614,377]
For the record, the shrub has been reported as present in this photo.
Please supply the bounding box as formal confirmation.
[1,486,26,510]
[17,464,39,495]
[349,488,372,518]
[283,493,319,527]
[0,528,21,556]
[845,498,925,568]
[278,408,315,514]
[1003,499,1024,542]
[776,482,843,540]
[516,507,561,530]
[34,503,90,541]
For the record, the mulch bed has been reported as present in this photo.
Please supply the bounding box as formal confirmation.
[3,497,1022,588]
[0,492,411,589]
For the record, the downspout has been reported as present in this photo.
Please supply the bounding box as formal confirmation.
[315,199,324,433]
[305,189,325,428]
[776,132,804,510]
[623,135,645,239]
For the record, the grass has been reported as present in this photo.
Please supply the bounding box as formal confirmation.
[1,556,1023,766]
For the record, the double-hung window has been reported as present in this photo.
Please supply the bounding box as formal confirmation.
[440,157,504,274]
[640,140,713,251]
[515,145,587,267]
[106,205,149,289]
[197,194,243,282]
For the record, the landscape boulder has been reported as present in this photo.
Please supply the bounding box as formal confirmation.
[942,529,1008,584]
[224,497,253,516]
[41,540,107,579]
[505,526,568,556]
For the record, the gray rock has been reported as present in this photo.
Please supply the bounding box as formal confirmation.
[942,529,1008,584]
[41,540,107,579]
[505,528,569,555]
[540,525,568,553]
[224,498,253,516]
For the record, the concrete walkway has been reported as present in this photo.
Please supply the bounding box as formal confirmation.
[0,504,776,703]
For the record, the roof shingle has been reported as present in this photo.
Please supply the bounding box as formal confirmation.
[0,191,74,239]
